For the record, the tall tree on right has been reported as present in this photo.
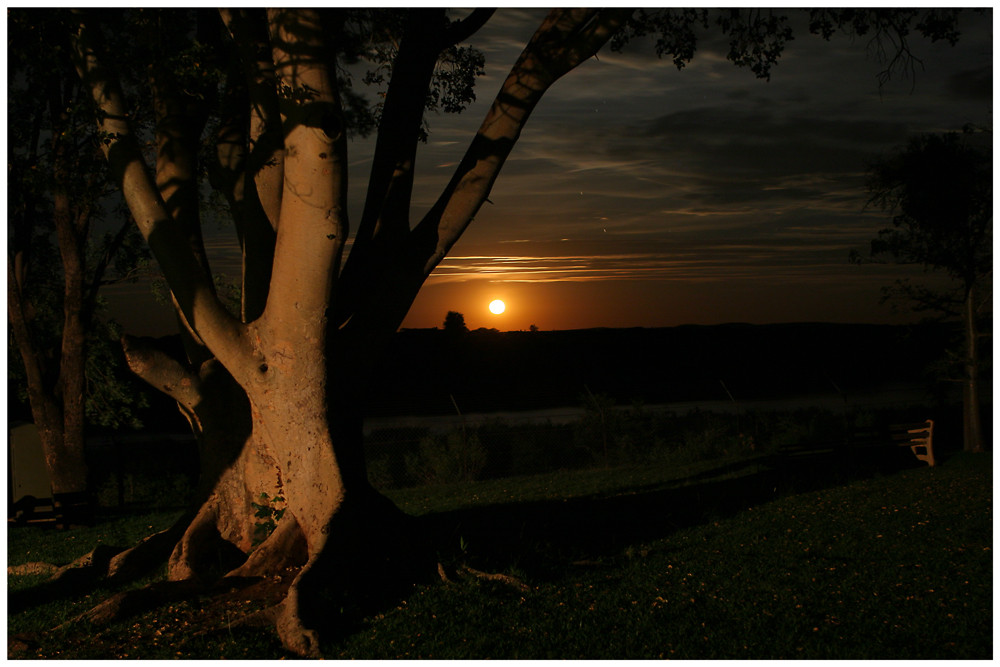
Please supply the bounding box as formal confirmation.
[860,130,992,453]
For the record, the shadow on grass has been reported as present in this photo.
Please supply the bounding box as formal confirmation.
[420,446,925,581]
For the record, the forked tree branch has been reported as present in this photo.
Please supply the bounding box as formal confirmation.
[121,335,202,412]
[207,58,276,323]
[83,218,132,318]
[69,12,254,381]
[354,9,448,249]
[334,10,453,330]
[338,8,632,344]
[441,8,496,48]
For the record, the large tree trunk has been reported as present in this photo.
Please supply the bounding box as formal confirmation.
[69,7,631,656]
[123,332,421,654]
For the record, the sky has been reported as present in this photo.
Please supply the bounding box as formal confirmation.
[106,7,993,335]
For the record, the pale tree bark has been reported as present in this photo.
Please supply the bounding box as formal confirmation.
[69,6,288,590]
[68,7,631,656]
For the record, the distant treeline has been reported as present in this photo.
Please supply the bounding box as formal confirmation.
[362,322,967,417]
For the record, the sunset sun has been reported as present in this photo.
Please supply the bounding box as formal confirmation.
[488,299,506,315]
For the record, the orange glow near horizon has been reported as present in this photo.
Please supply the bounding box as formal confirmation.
[393,268,942,333]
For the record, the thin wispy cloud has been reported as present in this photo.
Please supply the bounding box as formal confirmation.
[430,232,892,286]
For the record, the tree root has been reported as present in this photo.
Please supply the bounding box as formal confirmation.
[9,562,60,576]
[437,562,531,593]
[49,572,294,637]
[225,515,308,580]
[54,579,206,630]
[21,535,529,659]
[17,487,530,658]
[7,545,126,616]
[36,512,196,593]
[228,598,285,629]
[275,561,324,658]
[48,544,126,586]
[111,517,194,581]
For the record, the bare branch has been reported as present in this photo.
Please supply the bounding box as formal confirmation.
[441,8,496,47]
[121,335,201,411]
[84,218,132,313]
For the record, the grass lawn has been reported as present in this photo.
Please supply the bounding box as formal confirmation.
[7,452,992,659]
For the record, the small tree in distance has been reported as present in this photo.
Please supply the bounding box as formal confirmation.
[857,130,992,453]
[443,310,468,334]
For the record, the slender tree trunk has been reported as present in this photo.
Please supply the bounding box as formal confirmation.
[7,260,78,494]
[52,112,91,496]
[962,285,984,453]
[52,205,91,497]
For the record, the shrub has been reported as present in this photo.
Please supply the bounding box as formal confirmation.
[409,430,487,485]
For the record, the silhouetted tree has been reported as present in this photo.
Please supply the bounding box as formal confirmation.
[858,130,991,453]
[443,311,468,334]
[9,6,971,655]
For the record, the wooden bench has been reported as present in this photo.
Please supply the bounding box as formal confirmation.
[882,420,935,467]
[849,420,935,467]
[778,419,936,467]
[9,492,94,528]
